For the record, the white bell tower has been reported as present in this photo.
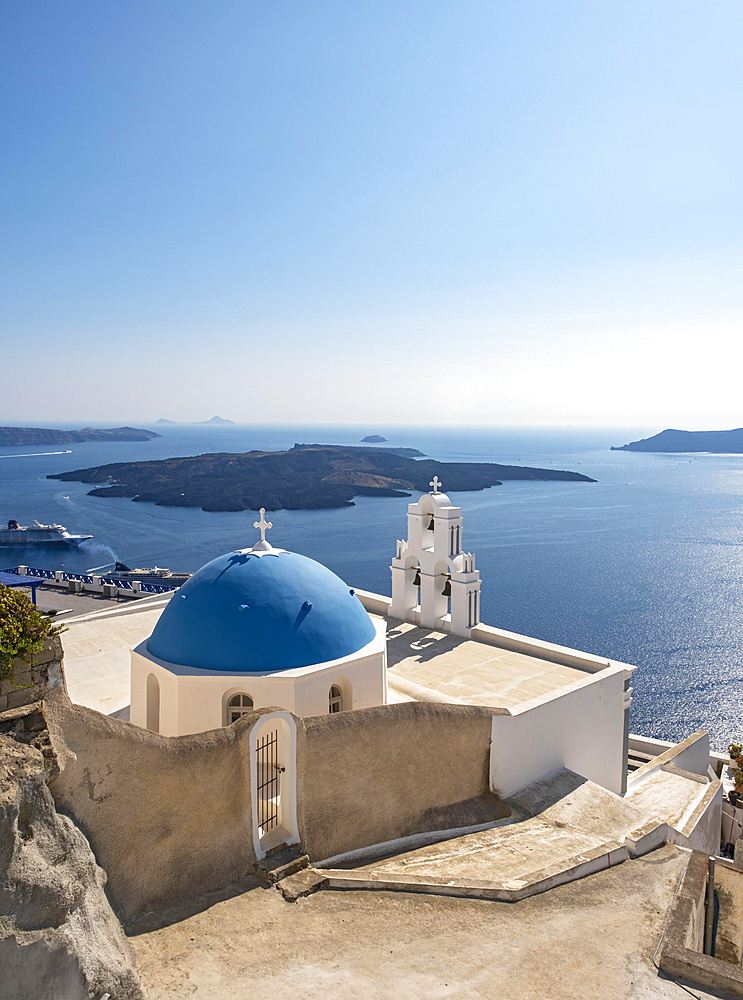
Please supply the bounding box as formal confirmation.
[390,477,481,637]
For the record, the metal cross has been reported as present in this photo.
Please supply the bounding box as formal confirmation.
[253,508,273,542]
[430,476,442,494]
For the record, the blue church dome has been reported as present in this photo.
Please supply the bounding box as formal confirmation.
[146,546,377,672]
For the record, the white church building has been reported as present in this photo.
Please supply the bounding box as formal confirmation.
[130,510,387,735]
[130,479,640,800]
[124,475,718,864]
[131,479,491,736]
[41,473,719,893]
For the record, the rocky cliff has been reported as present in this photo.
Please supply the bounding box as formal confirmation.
[0,705,144,1000]
[0,426,160,446]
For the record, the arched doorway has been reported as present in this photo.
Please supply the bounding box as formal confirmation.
[250,712,299,858]
[146,674,160,733]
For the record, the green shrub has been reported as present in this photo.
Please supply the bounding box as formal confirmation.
[0,584,66,683]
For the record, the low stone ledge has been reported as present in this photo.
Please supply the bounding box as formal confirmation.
[659,850,743,996]
[624,820,671,858]
[322,839,628,903]
[0,636,66,715]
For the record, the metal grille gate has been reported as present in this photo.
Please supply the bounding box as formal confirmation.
[256,728,282,834]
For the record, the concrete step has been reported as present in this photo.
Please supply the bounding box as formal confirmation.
[316,771,658,903]
[321,840,628,903]
[276,868,329,902]
[251,845,310,885]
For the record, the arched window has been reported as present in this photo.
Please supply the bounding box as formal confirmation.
[329,684,343,714]
[227,693,254,725]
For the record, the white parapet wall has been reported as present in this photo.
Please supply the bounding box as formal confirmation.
[489,665,629,798]
[624,731,723,855]
[355,589,625,674]
[355,588,635,799]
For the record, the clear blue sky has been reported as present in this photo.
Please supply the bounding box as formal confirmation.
[2,1,741,426]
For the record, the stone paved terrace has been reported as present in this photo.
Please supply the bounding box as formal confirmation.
[379,614,599,708]
[9,581,132,619]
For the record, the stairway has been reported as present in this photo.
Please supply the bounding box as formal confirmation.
[250,844,328,902]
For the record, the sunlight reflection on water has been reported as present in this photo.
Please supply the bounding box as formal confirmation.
[1,423,742,748]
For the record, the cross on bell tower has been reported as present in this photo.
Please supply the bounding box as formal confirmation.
[253,508,273,543]
[430,476,442,494]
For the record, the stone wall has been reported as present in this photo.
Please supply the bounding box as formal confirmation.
[44,689,262,928]
[299,701,503,862]
[660,850,743,996]
[0,635,65,714]
[44,691,505,926]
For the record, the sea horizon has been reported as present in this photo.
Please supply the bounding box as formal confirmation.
[2,421,742,750]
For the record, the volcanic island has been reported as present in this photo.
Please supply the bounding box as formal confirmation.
[612,427,743,453]
[48,443,596,512]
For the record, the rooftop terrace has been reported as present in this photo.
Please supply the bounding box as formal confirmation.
[381,615,598,709]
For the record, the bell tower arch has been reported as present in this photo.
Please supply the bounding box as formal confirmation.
[390,477,481,637]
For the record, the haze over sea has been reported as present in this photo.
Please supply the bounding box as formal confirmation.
[2,423,742,751]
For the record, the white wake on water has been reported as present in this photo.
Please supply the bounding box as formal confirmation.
[0,450,72,458]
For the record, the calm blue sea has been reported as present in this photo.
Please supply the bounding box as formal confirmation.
[2,422,742,751]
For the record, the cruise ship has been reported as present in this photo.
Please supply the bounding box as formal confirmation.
[0,519,93,546]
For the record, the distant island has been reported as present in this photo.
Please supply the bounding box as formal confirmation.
[0,426,160,447]
[48,443,595,512]
[154,416,234,425]
[362,434,387,443]
[612,428,743,453]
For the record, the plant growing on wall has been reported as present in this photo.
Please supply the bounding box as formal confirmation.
[0,584,65,683]
[729,743,743,762]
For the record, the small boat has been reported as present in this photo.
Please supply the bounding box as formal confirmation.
[109,562,191,586]
[0,519,93,546]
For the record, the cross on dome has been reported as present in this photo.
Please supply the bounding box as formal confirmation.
[253,508,273,543]
[430,476,442,494]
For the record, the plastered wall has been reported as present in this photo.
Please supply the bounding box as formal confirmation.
[298,701,499,862]
[44,690,260,926]
[44,692,501,922]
